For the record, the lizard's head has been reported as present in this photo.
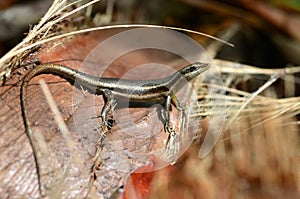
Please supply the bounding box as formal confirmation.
[179,62,210,81]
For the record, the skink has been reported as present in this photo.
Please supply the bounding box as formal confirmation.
[20,61,209,192]
[21,62,209,132]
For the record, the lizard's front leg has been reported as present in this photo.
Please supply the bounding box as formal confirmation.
[164,93,182,133]
[164,95,174,134]
[164,93,185,151]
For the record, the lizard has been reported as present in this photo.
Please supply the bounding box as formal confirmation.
[20,61,210,193]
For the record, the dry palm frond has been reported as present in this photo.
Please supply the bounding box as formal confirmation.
[0,0,101,83]
[192,58,300,162]
[194,59,300,124]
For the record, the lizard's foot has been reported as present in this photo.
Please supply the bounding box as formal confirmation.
[164,124,175,134]
[92,115,114,129]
